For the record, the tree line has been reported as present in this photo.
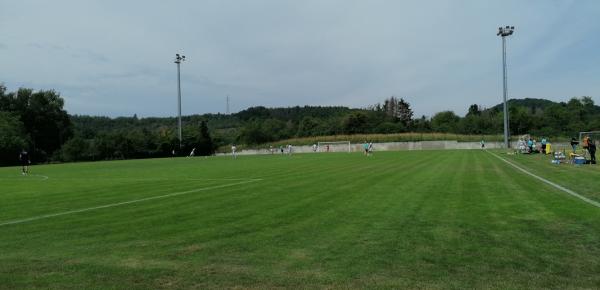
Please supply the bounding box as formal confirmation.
[1,83,598,165]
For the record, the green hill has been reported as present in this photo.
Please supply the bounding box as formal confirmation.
[489,98,557,113]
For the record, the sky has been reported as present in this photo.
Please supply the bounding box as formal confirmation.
[1,0,599,118]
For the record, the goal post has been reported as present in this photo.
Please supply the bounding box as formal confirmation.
[578,131,600,157]
[317,141,351,153]
[573,131,600,164]
[578,131,600,143]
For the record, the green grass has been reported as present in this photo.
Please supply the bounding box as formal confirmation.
[504,151,600,202]
[1,150,600,289]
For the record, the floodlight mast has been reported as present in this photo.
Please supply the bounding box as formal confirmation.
[497,26,515,148]
[174,53,186,150]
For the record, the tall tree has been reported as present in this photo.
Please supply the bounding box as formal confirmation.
[397,98,413,126]
[297,117,319,137]
[196,121,214,156]
[238,121,272,145]
[0,88,72,160]
[0,111,28,165]
[467,104,481,116]
[341,112,369,134]
[382,97,413,126]
[431,111,460,133]
[383,97,397,120]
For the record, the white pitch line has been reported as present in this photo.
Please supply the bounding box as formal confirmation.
[42,177,257,181]
[0,174,49,181]
[0,178,262,227]
[488,151,600,208]
[31,174,49,180]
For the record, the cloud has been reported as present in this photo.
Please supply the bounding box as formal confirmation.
[27,42,109,63]
[0,0,598,117]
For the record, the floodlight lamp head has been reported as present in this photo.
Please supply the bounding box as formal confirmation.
[175,53,186,63]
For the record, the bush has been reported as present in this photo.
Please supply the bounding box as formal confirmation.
[0,112,28,165]
[60,137,90,162]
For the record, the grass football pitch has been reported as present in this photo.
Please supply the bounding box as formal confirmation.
[1,150,600,289]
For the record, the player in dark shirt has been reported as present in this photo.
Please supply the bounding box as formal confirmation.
[589,138,597,164]
[19,149,30,175]
[570,137,579,153]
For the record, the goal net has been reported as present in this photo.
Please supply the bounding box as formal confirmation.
[579,131,600,143]
[578,131,600,154]
[317,141,351,152]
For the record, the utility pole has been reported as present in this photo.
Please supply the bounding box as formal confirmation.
[226,95,230,115]
[174,53,186,149]
[497,26,515,148]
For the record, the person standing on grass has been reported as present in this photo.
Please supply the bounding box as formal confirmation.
[480,140,485,149]
[287,144,293,156]
[19,149,30,175]
[368,142,374,155]
[588,138,596,164]
[541,137,547,154]
[518,138,526,153]
[583,135,590,151]
[570,137,579,153]
[363,141,369,156]
[312,143,317,152]
[231,144,237,159]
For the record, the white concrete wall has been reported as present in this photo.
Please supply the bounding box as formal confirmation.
[216,141,570,156]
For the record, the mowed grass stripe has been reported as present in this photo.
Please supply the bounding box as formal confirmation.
[503,151,600,203]
[148,152,448,287]
[160,152,477,287]
[0,153,367,228]
[0,179,263,227]
[1,151,600,289]
[164,153,435,244]
[292,153,453,282]
[0,154,335,222]
[484,151,600,215]
[487,151,600,208]
[0,179,231,221]
[233,152,442,248]
[472,151,600,286]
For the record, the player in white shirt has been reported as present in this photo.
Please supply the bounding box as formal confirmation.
[19,149,30,175]
[188,148,196,157]
[231,144,237,159]
[287,144,293,155]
